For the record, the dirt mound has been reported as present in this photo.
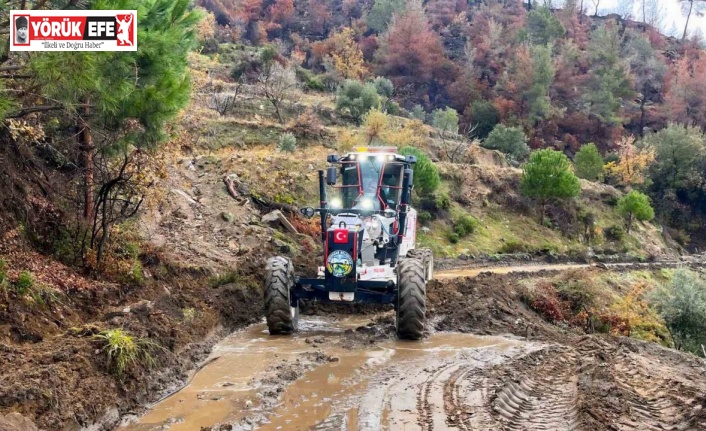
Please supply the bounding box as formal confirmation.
[0,262,262,431]
[427,271,564,339]
[427,271,706,430]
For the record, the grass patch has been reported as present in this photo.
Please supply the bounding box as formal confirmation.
[198,119,283,150]
[182,307,197,323]
[15,270,34,295]
[209,270,243,288]
[93,328,163,378]
[0,259,7,289]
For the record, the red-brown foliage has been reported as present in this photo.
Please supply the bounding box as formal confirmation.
[290,216,321,238]
[374,7,447,92]
[527,282,570,323]
[662,54,706,129]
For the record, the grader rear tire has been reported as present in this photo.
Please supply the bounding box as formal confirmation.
[395,258,426,340]
[264,256,298,335]
[406,248,434,281]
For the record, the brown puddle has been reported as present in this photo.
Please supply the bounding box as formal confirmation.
[119,316,521,431]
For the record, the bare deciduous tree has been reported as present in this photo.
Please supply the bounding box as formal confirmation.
[257,63,298,124]
[681,0,706,40]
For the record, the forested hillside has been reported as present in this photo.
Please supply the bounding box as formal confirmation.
[194,0,706,247]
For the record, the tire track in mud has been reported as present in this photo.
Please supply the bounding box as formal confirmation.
[612,357,702,431]
[491,347,580,431]
[443,365,473,430]
[416,362,456,430]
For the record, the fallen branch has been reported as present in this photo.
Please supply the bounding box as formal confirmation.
[223,173,298,214]
[222,174,240,200]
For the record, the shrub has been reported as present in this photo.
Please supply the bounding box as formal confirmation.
[605,225,625,241]
[418,211,433,224]
[431,106,459,135]
[373,76,394,98]
[15,271,34,295]
[447,232,460,243]
[278,133,297,153]
[499,239,529,254]
[469,100,499,139]
[410,104,426,122]
[386,101,402,116]
[523,282,569,323]
[289,108,324,139]
[305,76,326,92]
[610,282,670,345]
[574,143,604,181]
[617,190,654,233]
[453,215,478,237]
[434,191,451,210]
[335,80,380,124]
[398,147,440,195]
[649,269,706,355]
[555,271,597,313]
[481,124,530,160]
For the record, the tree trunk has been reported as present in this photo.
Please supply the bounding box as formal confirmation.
[639,94,647,137]
[270,99,283,124]
[540,199,546,225]
[79,102,95,221]
[682,0,694,41]
[580,0,584,22]
[626,213,633,233]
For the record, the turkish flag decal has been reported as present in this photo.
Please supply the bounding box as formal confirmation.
[333,229,349,244]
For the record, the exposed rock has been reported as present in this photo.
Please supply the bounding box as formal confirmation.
[262,210,282,226]
[261,210,299,234]
[220,212,234,223]
[0,413,40,431]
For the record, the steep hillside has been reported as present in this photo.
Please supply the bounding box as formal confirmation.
[193,0,706,248]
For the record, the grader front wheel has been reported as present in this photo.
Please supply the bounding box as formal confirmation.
[395,258,426,340]
[264,256,299,335]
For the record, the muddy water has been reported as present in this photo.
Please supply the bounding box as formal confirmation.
[119,316,525,431]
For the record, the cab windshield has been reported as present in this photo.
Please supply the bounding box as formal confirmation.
[337,157,403,210]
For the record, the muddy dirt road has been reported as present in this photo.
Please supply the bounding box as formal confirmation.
[118,264,706,431]
[119,320,706,431]
[119,316,541,431]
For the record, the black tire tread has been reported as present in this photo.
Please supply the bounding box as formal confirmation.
[264,256,295,335]
[407,248,434,281]
[396,257,426,340]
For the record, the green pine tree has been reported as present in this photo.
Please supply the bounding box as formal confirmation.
[583,24,634,125]
[526,43,556,125]
[28,0,201,222]
[520,149,581,224]
[617,190,654,232]
[398,146,440,195]
[574,143,604,181]
[526,7,565,45]
[366,0,406,33]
